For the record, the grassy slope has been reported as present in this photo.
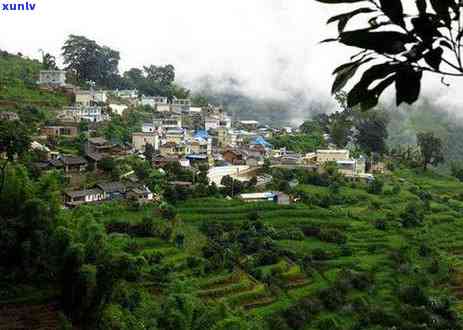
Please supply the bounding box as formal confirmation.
[38,168,461,328]
[0,52,69,113]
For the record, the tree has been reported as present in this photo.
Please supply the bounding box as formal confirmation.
[315,0,463,110]
[329,92,353,148]
[330,117,352,148]
[354,110,389,155]
[123,68,145,89]
[160,203,177,222]
[0,121,31,195]
[417,132,444,170]
[62,35,120,87]
[144,64,175,87]
[144,144,155,163]
[40,51,58,70]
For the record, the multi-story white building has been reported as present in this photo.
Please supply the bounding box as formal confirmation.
[141,96,169,110]
[75,90,108,106]
[38,70,66,87]
[114,90,138,99]
[132,132,160,152]
[165,128,185,144]
[60,106,107,123]
[162,115,182,129]
[109,104,128,116]
[205,117,220,131]
[171,98,191,112]
[142,123,156,133]
[316,149,350,164]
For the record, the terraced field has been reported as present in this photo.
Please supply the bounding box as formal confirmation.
[30,168,463,328]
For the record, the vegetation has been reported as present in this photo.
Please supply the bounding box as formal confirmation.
[316,0,463,109]
[0,51,69,111]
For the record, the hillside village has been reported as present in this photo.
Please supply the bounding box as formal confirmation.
[3,41,463,330]
[23,69,381,208]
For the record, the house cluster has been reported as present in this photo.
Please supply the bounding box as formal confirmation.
[29,69,382,208]
[64,181,154,207]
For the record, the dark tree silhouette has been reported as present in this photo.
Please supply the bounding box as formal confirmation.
[315,0,463,109]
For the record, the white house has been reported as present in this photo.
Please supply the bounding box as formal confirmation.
[132,132,160,152]
[109,104,128,116]
[61,106,107,123]
[115,90,138,99]
[142,123,156,133]
[38,70,66,87]
[240,120,259,130]
[75,90,108,106]
[205,117,220,131]
[316,149,350,164]
[141,96,169,109]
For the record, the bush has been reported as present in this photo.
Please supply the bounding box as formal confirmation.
[317,318,341,330]
[399,285,428,306]
[374,219,387,231]
[340,244,352,256]
[318,228,347,244]
[141,250,163,265]
[367,178,384,194]
[400,202,425,228]
[318,287,345,310]
[312,248,330,261]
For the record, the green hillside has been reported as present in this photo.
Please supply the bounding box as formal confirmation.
[3,167,460,329]
[0,51,69,112]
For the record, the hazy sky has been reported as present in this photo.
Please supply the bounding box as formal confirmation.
[0,0,462,112]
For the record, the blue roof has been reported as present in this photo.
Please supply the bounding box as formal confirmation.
[186,154,208,160]
[252,136,272,147]
[194,130,209,140]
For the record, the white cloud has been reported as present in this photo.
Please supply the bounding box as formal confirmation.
[0,0,462,116]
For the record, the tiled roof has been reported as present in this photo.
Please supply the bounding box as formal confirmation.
[97,182,126,193]
[65,189,102,198]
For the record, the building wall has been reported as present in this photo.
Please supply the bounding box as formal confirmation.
[85,193,103,203]
[41,126,78,138]
[133,133,159,151]
[39,70,66,86]
[317,150,350,163]
[75,93,93,106]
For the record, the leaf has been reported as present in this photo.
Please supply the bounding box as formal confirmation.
[411,16,442,44]
[340,29,413,54]
[440,40,453,49]
[327,7,376,33]
[360,75,396,111]
[379,0,405,27]
[424,47,443,70]
[314,0,367,3]
[396,67,423,106]
[331,57,374,94]
[319,38,339,43]
[347,63,398,107]
[333,56,372,74]
[430,0,452,25]
[416,0,427,16]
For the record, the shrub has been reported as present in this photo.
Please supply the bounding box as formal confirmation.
[141,251,160,266]
[367,178,384,194]
[312,248,330,261]
[374,219,387,231]
[400,202,425,228]
[340,244,352,256]
[392,184,401,195]
[302,226,321,237]
[329,182,340,194]
[318,228,347,244]
[318,287,345,310]
[317,318,341,330]
[399,285,428,306]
